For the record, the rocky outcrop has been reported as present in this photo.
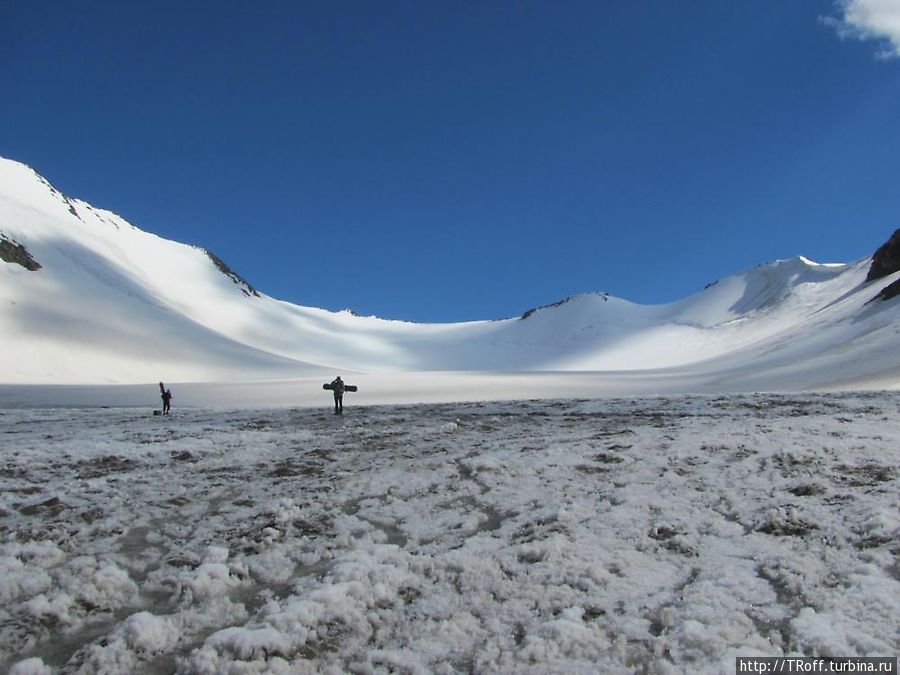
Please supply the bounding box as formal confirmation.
[205,249,259,298]
[871,278,900,302]
[866,229,900,282]
[867,229,900,302]
[521,297,571,320]
[521,292,609,320]
[0,234,41,270]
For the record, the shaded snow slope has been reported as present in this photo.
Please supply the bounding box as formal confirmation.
[2,157,900,389]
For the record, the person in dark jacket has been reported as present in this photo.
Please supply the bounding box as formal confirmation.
[161,388,173,415]
[330,376,345,415]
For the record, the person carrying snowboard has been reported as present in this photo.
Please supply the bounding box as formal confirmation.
[159,382,173,415]
[330,376,345,415]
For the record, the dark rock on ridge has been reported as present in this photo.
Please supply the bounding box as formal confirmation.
[867,228,900,282]
[0,234,41,271]
[867,229,900,302]
[521,292,609,320]
[871,278,900,302]
[204,249,260,298]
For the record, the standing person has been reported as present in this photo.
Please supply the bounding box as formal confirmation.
[159,382,173,415]
[330,376,345,415]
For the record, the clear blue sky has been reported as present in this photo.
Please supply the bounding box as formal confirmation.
[2,1,899,322]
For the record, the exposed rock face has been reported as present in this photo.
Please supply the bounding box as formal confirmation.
[521,297,571,320]
[205,249,260,298]
[521,292,609,320]
[872,278,900,302]
[0,234,41,270]
[866,228,900,282]
[867,229,900,302]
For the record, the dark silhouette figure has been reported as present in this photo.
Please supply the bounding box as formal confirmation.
[159,382,173,415]
[330,376,345,415]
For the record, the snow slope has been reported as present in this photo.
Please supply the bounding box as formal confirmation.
[3,156,900,392]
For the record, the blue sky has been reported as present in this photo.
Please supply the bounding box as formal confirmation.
[2,1,900,322]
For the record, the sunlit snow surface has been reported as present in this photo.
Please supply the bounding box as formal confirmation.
[2,394,898,674]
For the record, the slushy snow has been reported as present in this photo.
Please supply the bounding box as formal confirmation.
[1,393,898,672]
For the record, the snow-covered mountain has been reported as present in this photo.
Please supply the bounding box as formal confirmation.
[2,156,900,390]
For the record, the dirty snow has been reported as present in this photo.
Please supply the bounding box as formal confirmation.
[1,393,898,673]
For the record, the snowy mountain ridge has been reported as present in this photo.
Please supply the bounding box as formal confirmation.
[2,156,900,390]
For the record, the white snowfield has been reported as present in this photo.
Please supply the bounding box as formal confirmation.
[2,155,900,400]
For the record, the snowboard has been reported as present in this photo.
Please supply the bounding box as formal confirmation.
[323,383,358,392]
